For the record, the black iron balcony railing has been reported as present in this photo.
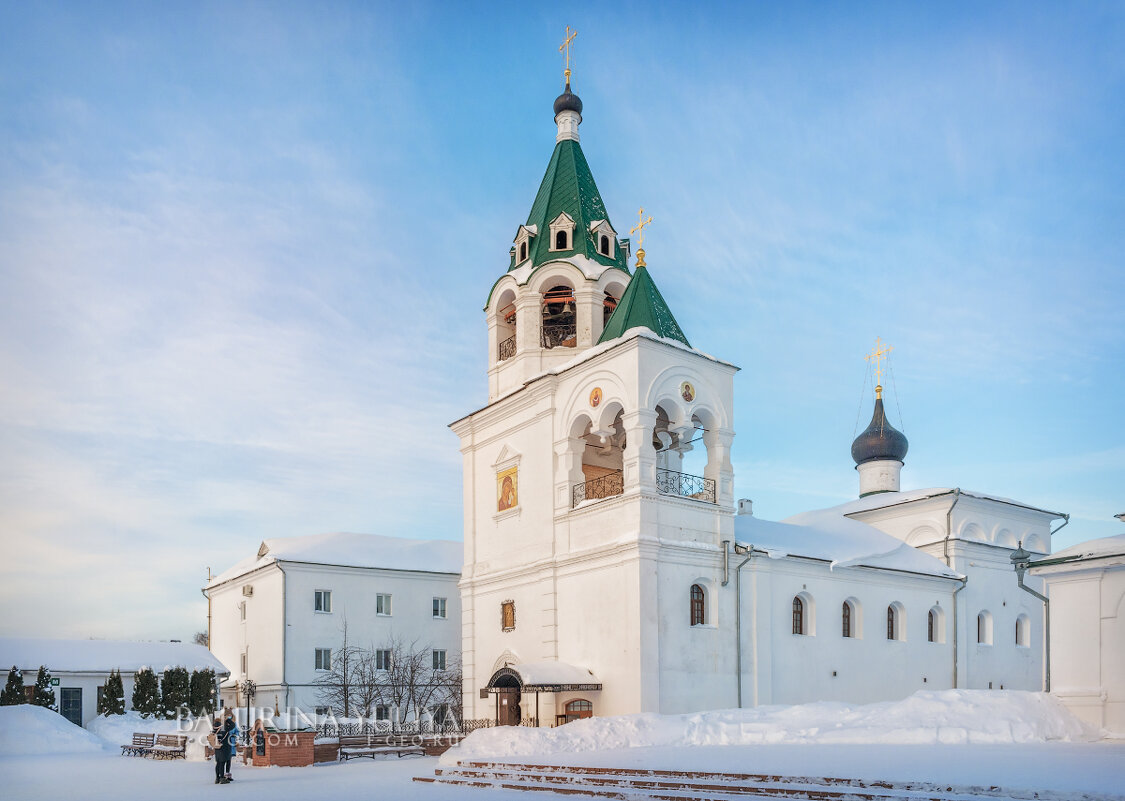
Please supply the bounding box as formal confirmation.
[656,468,716,504]
[572,469,624,507]
[498,335,516,361]
[541,323,577,349]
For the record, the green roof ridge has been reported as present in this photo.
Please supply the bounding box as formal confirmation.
[512,139,630,273]
[598,264,690,347]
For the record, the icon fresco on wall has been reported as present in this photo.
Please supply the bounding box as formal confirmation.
[497,466,518,512]
[589,387,602,408]
[680,381,696,403]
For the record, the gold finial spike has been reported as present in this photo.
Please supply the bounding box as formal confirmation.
[559,26,577,85]
[630,207,653,267]
[865,337,893,399]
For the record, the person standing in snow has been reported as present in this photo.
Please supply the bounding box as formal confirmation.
[222,708,240,782]
[210,715,229,785]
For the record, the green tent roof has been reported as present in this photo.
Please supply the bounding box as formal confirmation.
[513,139,630,273]
[598,263,690,347]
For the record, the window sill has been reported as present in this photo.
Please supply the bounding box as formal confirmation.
[690,623,717,630]
[314,610,333,615]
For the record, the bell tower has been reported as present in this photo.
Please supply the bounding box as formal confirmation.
[483,58,633,402]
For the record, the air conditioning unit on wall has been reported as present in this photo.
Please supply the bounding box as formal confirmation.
[242,585,253,597]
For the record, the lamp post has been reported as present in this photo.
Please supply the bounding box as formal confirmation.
[240,679,257,739]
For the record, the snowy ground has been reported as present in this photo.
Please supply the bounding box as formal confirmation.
[1,692,1123,800]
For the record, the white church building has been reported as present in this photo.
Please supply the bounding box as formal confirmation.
[452,74,1066,726]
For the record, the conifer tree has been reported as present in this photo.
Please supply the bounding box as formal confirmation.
[31,666,55,709]
[160,666,190,719]
[0,666,25,705]
[131,667,160,717]
[189,668,216,716]
[99,670,125,716]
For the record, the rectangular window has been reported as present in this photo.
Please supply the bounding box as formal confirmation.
[375,704,389,721]
[432,649,447,671]
[375,649,391,671]
[314,590,332,613]
[376,594,392,616]
[240,652,247,675]
[315,648,332,671]
[433,597,447,618]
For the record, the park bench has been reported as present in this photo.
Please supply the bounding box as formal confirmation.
[337,734,425,761]
[121,732,154,757]
[148,734,188,759]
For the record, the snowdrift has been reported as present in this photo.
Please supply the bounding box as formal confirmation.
[0,706,108,756]
[442,690,1098,765]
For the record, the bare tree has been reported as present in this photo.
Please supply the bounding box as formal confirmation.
[192,630,209,647]
[314,619,362,717]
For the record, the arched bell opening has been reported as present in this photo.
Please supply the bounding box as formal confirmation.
[495,288,517,362]
[602,280,625,327]
[541,283,577,349]
[652,402,716,503]
[570,407,626,506]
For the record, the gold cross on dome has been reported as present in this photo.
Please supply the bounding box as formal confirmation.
[630,208,654,267]
[865,337,893,398]
[559,26,577,82]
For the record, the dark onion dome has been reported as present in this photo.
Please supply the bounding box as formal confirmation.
[554,82,583,116]
[851,395,909,466]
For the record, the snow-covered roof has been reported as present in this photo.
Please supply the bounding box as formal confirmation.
[1040,533,1125,563]
[209,531,462,588]
[819,488,1065,519]
[512,660,600,688]
[736,513,962,579]
[0,637,230,676]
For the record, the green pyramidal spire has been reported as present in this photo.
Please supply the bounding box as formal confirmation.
[510,82,630,274]
[598,259,690,347]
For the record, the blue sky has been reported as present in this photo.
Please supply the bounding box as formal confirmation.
[1,1,1122,641]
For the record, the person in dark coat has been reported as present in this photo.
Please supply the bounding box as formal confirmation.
[222,710,240,782]
[211,715,229,785]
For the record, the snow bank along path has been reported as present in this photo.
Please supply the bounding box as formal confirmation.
[0,705,108,756]
[442,690,1099,765]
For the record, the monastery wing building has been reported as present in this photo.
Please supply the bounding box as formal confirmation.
[451,74,1064,726]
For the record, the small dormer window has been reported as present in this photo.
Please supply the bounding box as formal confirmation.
[548,213,576,252]
[600,234,610,256]
[519,241,527,262]
[513,224,537,266]
[589,219,617,259]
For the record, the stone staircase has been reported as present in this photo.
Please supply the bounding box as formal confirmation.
[414,760,1119,801]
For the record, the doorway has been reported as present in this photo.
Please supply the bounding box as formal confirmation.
[60,687,82,726]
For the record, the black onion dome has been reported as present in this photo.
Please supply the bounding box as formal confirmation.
[851,397,909,466]
[553,82,583,116]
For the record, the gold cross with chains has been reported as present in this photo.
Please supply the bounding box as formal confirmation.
[865,337,893,398]
[559,26,577,83]
[631,208,653,267]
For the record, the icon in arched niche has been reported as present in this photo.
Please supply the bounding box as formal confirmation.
[680,381,696,403]
[497,466,518,512]
[589,387,602,408]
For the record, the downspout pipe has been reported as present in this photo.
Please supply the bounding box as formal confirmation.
[732,543,755,707]
[1010,533,1064,694]
[721,540,731,586]
[943,489,963,688]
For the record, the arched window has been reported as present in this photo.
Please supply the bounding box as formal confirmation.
[928,609,936,643]
[690,584,705,626]
[886,603,906,641]
[977,611,993,645]
[600,234,610,255]
[1015,614,1030,647]
[564,699,592,723]
[841,601,852,638]
[887,605,895,640]
[792,596,804,635]
[555,230,568,250]
[519,241,527,262]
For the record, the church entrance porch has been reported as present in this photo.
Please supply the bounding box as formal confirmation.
[483,661,602,727]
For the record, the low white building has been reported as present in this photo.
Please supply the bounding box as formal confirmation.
[0,637,229,727]
[1029,529,1125,734]
[205,532,461,716]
